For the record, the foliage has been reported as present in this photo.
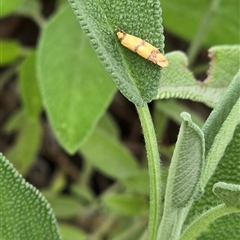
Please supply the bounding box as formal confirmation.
[0,154,62,239]
[0,0,239,239]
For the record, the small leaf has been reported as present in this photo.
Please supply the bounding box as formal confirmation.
[180,204,239,240]
[0,153,62,240]
[19,52,42,118]
[157,112,205,239]
[120,169,149,195]
[4,110,42,175]
[157,112,204,239]
[68,0,166,106]
[0,40,21,66]
[37,6,116,153]
[97,113,120,139]
[102,193,148,216]
[170,112,205,208]
[59,224,87,240]
[213,182,240,208]
[46,196,83,219]
[80,127,139,179]
[71,184,94,202]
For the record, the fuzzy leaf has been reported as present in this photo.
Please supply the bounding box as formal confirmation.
[185,73,240,239]
[180,204,239,240]
[190,124,240,240]
[169,113,205,208]
[157,112,205,239]
[213,182,240,208]
[0,153,62,239]
[205,46,240,86]
[202,71,240,185]
[156,46,240,107]
[68,0,166,106]
[37,6,116,154]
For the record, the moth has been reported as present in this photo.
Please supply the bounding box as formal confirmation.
[117,30,168,67]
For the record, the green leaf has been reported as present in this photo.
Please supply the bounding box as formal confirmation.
[0,40,21,66]
[4,110,42,175]
[155,46,240,107]
[37,6,116,153]
[120,169,149,195]
[183,72,240,239]
[71,184,94,202]
[202,71,240,186]
[14,0,41,19]
[80,127,139,179]
[155,99,204,127]
[0,0,24,17]
[206,45,240,86]
[169,112,205,208]
[46,196,83,219]
[97,113,120,139]
[59,224,86,240]
[157,112,205,239]
[68,0,166,106]
[0,153,62,240]
[102,193,148,216]
[161,0,239,47]
[19,52,42,118]
[180,204,239,240]
[213,182,240,208]
[186,122,240,238]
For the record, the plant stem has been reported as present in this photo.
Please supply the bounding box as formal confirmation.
[136,104,162,240]
[179,204,239,240]
[187,0,221,65]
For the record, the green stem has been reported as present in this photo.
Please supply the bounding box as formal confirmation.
[179,204,239,240]
[136,104,162,240]
[187,0,221,65]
